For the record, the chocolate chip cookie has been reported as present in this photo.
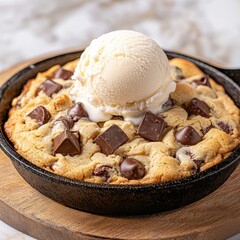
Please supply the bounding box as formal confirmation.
[4,58,240,184]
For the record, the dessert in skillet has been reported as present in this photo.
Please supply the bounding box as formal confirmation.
[5,30,240,184]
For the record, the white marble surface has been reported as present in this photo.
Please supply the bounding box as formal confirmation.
[0,0,240,239]
[1,0,240,71]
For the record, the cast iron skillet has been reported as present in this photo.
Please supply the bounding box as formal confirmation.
[0,50,239,215]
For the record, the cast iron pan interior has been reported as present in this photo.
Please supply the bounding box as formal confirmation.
[0,50,239,215]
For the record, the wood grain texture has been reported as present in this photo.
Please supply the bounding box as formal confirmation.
[0,53,239,240]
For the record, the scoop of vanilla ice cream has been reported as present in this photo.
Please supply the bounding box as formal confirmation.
[71,30,176,124]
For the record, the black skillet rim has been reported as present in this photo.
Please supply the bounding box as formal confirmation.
[0,50,239,190]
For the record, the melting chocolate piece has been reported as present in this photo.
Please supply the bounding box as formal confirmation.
[37,79,62,97]
[94,124,128,155]
[53,130,81,156]
[186,98,210,118]
[137,111,167,141]
[191,75,211,88]
[175,126,202,145]
[120,158,146,180]
[56,117,74,130]
[54,68,73,80]
[93,165,112,181]
[217,121,233,135]
[191,160,204,174]
[162,98,176,110]
[67,102,88,122]
[27,106,51,127]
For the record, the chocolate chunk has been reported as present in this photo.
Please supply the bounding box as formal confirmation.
[27,106,51,127]
[137,111,167,141]
[191,75,211,88]
[217,121,233,135]
[162,98,176,110]
[175,126,202,145]
[120,158,146,180]
[186,98,210,118]
[56,117,74,130]
[67,103,88,122]
[37,79,62,97]
[94,124,128,155]
[54,68,73,80]
[53,130,81,156]
[93,165,112,181]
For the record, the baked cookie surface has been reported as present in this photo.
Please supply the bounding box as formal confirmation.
[4,58,240,184]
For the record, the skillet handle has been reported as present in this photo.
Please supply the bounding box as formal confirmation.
[210,67,240,86]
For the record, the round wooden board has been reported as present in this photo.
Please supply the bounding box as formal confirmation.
[0,51,240,240]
